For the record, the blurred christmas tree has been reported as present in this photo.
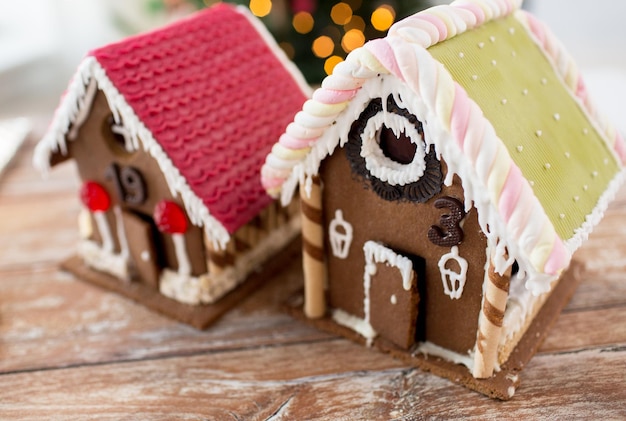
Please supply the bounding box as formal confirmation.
[130,0,429,84]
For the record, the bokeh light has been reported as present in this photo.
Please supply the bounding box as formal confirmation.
[371,5,395,31]
[312,35,335,58]
[324,55,343,75]
[292,11,314,34]
[344,15,366,32]
[249,0,272,17]
[330,2,353,25]
[279,41,295,59]
[341,29,365,53]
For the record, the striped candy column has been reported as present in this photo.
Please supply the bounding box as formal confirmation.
[300,177,326,318]
[473,251,512,378]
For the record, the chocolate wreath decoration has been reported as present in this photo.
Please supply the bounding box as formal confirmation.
[345,95,443,203]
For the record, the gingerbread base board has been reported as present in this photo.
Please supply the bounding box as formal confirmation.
[61,237,302,330]
[284,259,584,400]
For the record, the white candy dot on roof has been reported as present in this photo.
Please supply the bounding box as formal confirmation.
[541,78,548,85]
[522,88,528,95]
[544,162,551,170]
[478,42,485,48]
[491,59,497,66]
[583,184,589,191]
[516,145,523,152]
[604,158,609,165]
[535,130,543,137]
[592,171,598,178]
[573,196,580,202]
[511,51,517,57]
[529,180,535,186]
[509,27,515,35]
[559,213,565,219]
[490,36,496,43]
[471,74,478,81]
[582,128,589,135]
[459,52,465,58]
[564,151,570,158]
[553,113,560,121]
[501,98,507,105]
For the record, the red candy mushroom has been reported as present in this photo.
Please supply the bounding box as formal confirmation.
[79,181,114,252]
[153,200,191,276]
[153,200,188,234]
[80,181,111,212]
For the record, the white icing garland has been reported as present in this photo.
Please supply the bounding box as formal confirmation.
[160,215,301,305]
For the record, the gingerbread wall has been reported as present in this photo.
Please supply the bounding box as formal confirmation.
[320,144,488,355]
[61,91,207,284]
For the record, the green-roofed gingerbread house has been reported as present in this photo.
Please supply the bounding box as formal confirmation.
[261,0,625,399]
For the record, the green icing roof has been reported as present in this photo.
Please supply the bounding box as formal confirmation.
[428,14,620,241]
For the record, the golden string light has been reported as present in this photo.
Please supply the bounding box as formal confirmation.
[249,0,272,17]
[293,11,314,34]
[371,5,395,31]
[341,28,365,53]
[324,55,343,75]
[330,2,352,25]
[312,35,335,58]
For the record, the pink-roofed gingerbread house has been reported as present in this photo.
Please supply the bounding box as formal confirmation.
[35,3,310,328]
[261,0,625,398]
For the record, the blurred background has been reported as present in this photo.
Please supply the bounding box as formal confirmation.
[0,0,625,127]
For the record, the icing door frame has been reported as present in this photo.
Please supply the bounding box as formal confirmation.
[119,209,160,288]
[363,241,420,350]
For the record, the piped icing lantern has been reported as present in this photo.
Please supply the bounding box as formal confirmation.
[261,0,625,399]
[35,3,309,328]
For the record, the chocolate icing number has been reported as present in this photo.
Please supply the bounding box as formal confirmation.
[105,163,147,205]
[428,197,466,247]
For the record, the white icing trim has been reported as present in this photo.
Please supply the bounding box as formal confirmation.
[68,77,97,140]
[160,215,301,305]
[34,57,232,249]
[77,240,129,281]
[93,211,114,253]
[363,240,415,291]
[328,209,353,259]
[414,341,474,371]
[172,233,191,277]
[361,111,426,186]
[437,246,468,300]
[113,206,130,260]
[110,122,135,153]
[78,208,93,239]
[332,309,377,344]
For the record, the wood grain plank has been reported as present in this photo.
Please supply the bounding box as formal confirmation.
[0,260,333,374]
[0,343,623,420]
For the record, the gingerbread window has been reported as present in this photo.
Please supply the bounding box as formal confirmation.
[345,95,443,203]
[104,114,136,155]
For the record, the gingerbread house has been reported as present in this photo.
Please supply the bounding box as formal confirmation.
[34,3,309,328]
[261,0,625,398]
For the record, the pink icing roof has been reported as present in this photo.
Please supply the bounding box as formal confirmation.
[87,4,307,234]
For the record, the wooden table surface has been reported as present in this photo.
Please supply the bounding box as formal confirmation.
[1,123,625,420]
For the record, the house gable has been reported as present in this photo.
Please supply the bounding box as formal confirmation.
[35,3,310,249]
[261,0,625,294]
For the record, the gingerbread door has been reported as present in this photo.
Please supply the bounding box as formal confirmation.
[364,241,420,350]
[120,211,160,288]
